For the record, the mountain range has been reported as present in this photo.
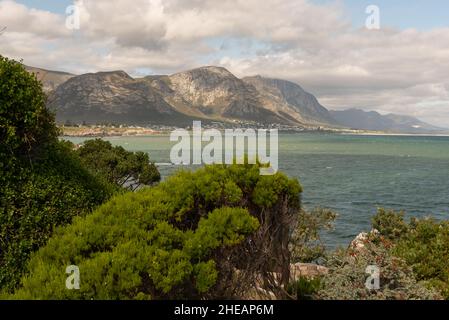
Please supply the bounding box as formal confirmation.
[25,65,445,133]
[330,109,444,133]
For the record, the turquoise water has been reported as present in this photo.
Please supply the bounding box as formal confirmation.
[65,134,449,247]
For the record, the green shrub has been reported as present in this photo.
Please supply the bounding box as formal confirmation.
[76,139,160,190]
[393,218,449,299]
[8,164,302,299]
[0,57,114,291]
[287,276,322,300]
[317,239,441,300]
[0,141,114,291]
[371,208,409,240]
[370,209,449,299]
[290,208,337,263]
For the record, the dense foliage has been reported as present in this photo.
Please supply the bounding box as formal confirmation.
[0,57,113,291]
[317,236,440,300]
[76,139,160,190]
[9,164,302,299]
[373,209,449,299]
[314,209,449,300]
[0,56,58,165]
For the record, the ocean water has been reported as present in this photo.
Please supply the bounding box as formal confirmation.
[65,133,449,247]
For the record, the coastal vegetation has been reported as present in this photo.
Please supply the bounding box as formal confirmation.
[8,164,301,299]
[75,139,161,191]
[373,209,449,299]
[0,56,114,291]
[2,56,449,300]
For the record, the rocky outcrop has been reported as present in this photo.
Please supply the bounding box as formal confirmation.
[243,76,336,125]
[290,263,329,281]
[25,65,75,92]
[48,71,193,126]
[349,229,380,251]
[151,66,301,125]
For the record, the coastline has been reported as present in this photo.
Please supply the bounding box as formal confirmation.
[60,125,449,138]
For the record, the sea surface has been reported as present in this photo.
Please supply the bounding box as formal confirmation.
[65,133,449,247]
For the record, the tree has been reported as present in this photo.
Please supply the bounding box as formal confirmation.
[76,139,160,191]
[8,163,302,299]
[0,56,58,163]
[0,57,113,291]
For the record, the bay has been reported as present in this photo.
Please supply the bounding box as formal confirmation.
[64,133,449,247]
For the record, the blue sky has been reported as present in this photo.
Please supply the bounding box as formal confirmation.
[338,0,449,30]
[16,0,72,13]
[313,0,449,30]
[17,0,449,31]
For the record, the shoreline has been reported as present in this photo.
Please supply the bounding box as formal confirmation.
[60,128,449,138]
[59,124,449,138]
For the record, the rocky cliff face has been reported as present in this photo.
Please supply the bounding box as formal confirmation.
[25,66,75,92]
[48,71,192,125]
[243,76,335,125]
[38,65,337,126]
[146,66,300,125]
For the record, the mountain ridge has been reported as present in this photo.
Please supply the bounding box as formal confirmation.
[25,64,443,133]
[48,65,336,127]
[330,108,445,133]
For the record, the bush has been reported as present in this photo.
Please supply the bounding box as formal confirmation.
[317,238,441,300]
[0,141,114,291]
[0,58,114,291]
[8,164,302,299]
[393,218,449,299]
[76,139,160,190]
[369,209,449,299]
[287,276,322,300]
[371,208,409,240]
[290,207,337,263]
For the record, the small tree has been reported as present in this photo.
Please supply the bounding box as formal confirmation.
[290,207,337,263]
[76,139,160,190]
[0,57,113,291]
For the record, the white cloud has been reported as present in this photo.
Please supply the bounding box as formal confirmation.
[1,0,449,126]
[0,0,69,38]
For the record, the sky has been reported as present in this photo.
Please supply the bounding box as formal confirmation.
[1,0,449,127]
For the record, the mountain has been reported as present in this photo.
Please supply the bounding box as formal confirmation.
[47,71,193,126]
[25,65,75,92]
[144,66,310,125]
[330,109,444,133]
[46,65,336,126]
[243,76,335,125]
[28,64,442,132]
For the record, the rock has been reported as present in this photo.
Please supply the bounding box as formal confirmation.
[350,229,380,250]
[290,263,328,281]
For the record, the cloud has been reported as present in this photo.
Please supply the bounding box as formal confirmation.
[0,0,69,38]
[0,0,448,126]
